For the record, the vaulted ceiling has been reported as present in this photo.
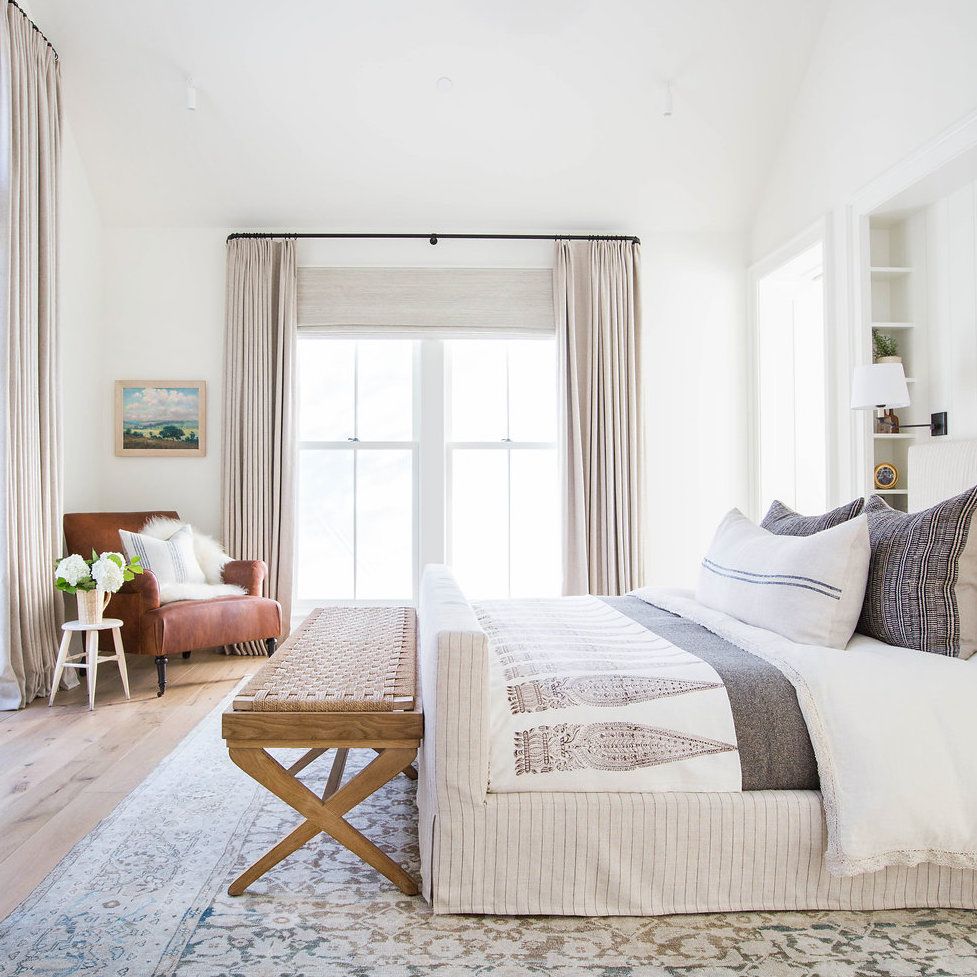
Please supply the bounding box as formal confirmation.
[31,0,827,231]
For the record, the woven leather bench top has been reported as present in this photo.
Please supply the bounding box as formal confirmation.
[232,606,416,712]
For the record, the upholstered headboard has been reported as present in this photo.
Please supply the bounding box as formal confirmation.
[909,440,977,511]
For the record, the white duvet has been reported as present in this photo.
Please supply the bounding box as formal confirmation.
[634,586,977,877]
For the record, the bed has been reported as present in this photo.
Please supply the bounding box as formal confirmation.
[416,441,977,915]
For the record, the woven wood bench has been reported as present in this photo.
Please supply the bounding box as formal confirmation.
[222,606,422,896]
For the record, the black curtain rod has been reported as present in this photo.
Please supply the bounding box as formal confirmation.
[7,1,58,60]
[226,231,640,245]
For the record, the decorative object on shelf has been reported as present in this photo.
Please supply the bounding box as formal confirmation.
[876,409,900,434]
[874,462,899,490]
[850,363,948,437]
[115,379,206,457]
[54,551,143,625]
[872,332,901,364]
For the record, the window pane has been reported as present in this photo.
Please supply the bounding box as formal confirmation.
[297,450,354,599]
[356,450,413,599]
[357,340,413,441]
[508,340,557,442]
[450,449,508,598]
[510,449,560,597]
[448,340,507,441]
[299,339,355,441]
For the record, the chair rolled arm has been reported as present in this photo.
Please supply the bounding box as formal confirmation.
[222,559,267,596]
[118,568,161,610]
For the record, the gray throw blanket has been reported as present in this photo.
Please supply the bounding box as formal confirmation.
[603,597,818,791]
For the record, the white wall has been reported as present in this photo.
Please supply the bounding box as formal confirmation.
[642,232,749,585]
[60,226,749,585]
[752,0,977,260]
[926,180,977,438]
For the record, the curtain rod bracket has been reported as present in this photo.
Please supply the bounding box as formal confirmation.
[430,234,438,246]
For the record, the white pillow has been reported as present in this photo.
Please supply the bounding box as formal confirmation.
[696,509,871,649]
[119,524,207,586]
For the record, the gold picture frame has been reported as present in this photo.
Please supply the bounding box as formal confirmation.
[873,461,899,490]
[115,380,206,457]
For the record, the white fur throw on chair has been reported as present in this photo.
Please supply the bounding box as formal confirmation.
[139,516,246,604]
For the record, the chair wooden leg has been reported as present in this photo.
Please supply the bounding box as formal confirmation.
[181,651,192,660]
[265,637,277,656]
[155,655,168,696]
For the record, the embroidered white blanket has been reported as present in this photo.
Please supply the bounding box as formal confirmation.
[478,597,742,793]
[634,586,977,876]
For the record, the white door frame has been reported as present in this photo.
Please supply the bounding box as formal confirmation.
[746,217,832,520]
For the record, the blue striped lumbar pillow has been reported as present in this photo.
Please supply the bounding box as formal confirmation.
[858,488,977,658]
[760,498,865,537]
[696,509,871,649]
[118,524,206,586]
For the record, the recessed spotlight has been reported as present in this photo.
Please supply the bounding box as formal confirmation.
[436,76,454,93]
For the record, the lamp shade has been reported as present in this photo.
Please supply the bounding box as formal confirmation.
[850,363,910,410]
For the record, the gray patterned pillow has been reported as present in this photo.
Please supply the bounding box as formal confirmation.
[761,498,865,537]
[858,488,977,658]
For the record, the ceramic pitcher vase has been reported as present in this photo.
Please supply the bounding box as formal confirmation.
[77,588,111,625]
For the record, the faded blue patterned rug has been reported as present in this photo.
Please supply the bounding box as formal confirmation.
[0,696,976,977]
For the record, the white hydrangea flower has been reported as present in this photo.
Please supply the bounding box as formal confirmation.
[55,554,91,587]
[99,551,126,568]
[91,557,125,593]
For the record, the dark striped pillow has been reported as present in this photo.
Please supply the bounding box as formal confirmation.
[858,488,977,658]
[761,498,865,537]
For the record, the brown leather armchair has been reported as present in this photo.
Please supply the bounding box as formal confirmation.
[63,511,282,696]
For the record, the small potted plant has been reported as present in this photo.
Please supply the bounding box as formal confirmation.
[873,332,901,364]
[54,551,143,624]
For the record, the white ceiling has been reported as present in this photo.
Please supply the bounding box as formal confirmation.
[31,0,827,232]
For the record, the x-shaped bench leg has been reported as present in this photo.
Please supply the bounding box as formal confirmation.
[227,746,418,896]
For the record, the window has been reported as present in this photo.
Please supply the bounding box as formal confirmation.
[446,340,559,598]
[295,334,560,607]
[297,339,416,602]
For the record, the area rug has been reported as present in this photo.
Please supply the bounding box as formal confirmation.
[0,699,975,977]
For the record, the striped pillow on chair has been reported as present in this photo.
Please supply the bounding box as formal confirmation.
[696,509,871,649]
[119,524,207,586]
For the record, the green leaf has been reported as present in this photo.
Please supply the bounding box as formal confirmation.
[107,553,124,569]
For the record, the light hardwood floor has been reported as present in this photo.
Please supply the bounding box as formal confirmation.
[0,650,259,922]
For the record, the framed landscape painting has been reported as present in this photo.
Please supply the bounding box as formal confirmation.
[115,380,206,457]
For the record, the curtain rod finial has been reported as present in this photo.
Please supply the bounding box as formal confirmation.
[429,234,438,246]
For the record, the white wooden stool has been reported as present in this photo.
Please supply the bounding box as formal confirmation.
[49,618,130,711]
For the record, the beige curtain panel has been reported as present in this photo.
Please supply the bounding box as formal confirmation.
[0,4,64,709]
[297,266,555,334]
[221,238,297,654]
[556,239,643,596]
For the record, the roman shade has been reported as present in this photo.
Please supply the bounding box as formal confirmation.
[296,267,554,334]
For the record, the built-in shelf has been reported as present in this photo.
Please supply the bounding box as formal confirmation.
[873,433,917,439]
[876,488,909,495]
[871,321,915,330]
[870,266,912,277]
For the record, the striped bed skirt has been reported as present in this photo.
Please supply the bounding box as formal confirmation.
[420,788,977,915]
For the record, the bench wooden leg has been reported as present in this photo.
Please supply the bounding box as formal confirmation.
[373,746,417,780]
[227,746,418,897]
